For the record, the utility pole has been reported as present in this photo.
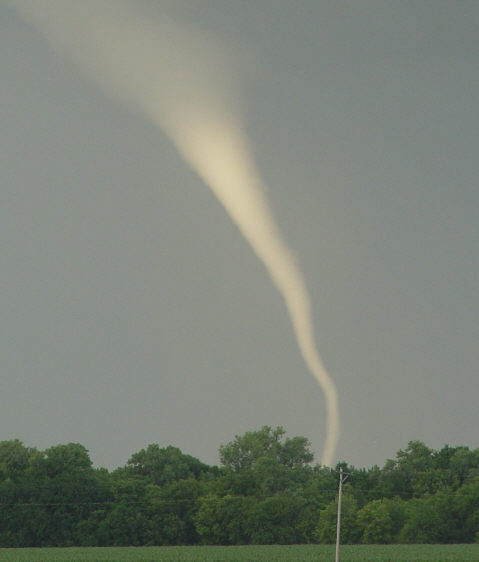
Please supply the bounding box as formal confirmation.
[335,466,349,562]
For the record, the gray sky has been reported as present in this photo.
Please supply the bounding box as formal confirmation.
[1,0,478,470]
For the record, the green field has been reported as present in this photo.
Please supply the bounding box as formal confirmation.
[1,545,478,561]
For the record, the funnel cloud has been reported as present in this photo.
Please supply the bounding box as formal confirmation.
[9,0,339,465]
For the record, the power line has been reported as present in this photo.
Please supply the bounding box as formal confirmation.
[0,485,473,507]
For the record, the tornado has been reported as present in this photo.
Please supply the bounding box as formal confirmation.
[8,0,339,466]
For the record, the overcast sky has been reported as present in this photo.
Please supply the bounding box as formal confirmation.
[1,0,478,470]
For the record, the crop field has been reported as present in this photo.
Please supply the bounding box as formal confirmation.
[1,545,479,561]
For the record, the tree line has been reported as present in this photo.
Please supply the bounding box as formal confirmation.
[1,426,478,546]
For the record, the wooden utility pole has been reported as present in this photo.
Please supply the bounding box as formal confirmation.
[335,466,349,562]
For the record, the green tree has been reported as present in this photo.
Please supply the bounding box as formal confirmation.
[0,440,37,480]
[0,442,111,547]
[449,447,479,485]
[357,498,405,543]
[300,465,338,511]
[36,444,110,546]
[316,492,360,544]
[452,476,479,542]
[400,489,456,543]
[216,427,314,499]
[219,426,313,472]
[0,440,43,546]
[247,494,314,544]
[147,478,202,545]
[127,444,211,486]
[99,504,150,546]
[93,468,150,546]
[377,441,437,498]
[194,494,254,545]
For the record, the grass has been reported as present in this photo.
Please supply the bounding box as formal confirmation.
[0,544,479,561]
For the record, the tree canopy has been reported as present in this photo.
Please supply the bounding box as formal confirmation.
[1,431,478,547]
